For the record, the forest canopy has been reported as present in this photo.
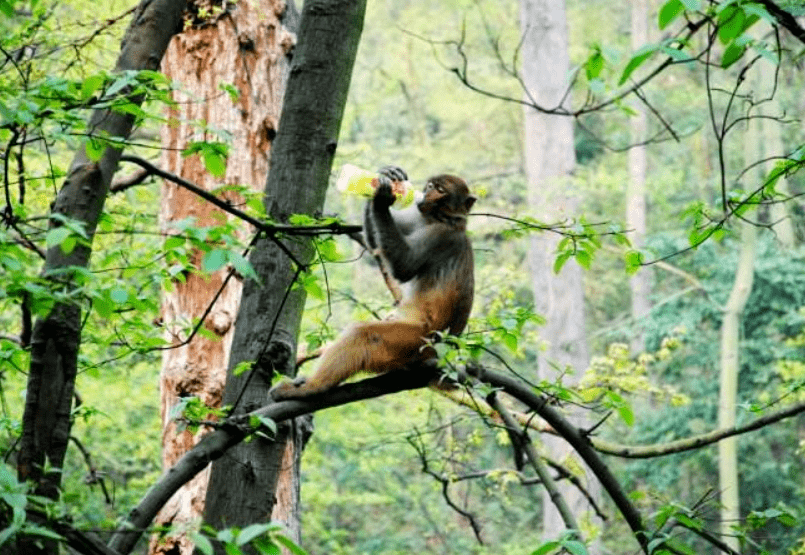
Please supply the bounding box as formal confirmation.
[1,0,805,554]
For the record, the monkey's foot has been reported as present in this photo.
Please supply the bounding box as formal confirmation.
[269,376,307,401]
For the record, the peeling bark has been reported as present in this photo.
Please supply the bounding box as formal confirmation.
[201,0,367,551]
[151,2,297,554]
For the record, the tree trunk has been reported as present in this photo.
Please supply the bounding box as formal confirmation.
[16,1,185,553]
[718,220,755,552]
[628,0,650,353]
[519,0,599,544]
[717,104,760,554]
[757,40,795,247]
[151,2,297,554]
[201,0,367,551]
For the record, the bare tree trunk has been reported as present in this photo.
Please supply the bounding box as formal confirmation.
[757,38,795,247]
[718,219,755,553]
[717,103,760,555]
[15,1,186,553]
[151,2,297,554]
[628,0,651,353]
[201,0,367,551]
[519,0,599,545]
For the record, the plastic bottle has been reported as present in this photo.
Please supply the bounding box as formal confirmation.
[335,164,416,208]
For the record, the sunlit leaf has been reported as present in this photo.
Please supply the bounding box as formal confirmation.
[658,0,684,30]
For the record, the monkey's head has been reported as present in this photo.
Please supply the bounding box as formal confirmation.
[418,175,476,221]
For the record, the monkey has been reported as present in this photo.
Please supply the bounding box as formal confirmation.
[270,166,476,400]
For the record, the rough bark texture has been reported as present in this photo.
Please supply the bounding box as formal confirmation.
[519,0,599,543]
[151,2,297,554]
[201,0,367,551]
[627,0,651,353]
[16,1,186,553]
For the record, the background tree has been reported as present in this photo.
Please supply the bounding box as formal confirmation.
[201,1,368,552]
[149,1,297,553]
[519,0,599,541]
[13,1,185,553]
[1,1,805,554]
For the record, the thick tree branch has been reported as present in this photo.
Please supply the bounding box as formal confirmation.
[464,365,651,554]
[110,358,795,554]
[108,365,440,554]
[755,0,805,45]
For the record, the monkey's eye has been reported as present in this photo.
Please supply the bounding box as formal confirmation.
[434,183,445,193]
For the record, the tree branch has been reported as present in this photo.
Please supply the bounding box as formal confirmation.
[108,365,441,554]
[755,0,805,45]
[463,365,651,554]
[591,398,805,458]
[487,392,581,536]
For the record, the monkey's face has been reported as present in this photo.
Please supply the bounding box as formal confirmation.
[418,175,476,217]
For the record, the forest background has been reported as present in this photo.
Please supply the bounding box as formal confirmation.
[1,0,805,554]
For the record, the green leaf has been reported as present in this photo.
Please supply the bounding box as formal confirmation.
[273,534,311,555]
[219,82,240,102]
[81,73,106,100]
[530,541,560,555]
[0,0,14,17]
[503,333,518,353]
[202,249,228,274]
[609,392,634,426]
[165,235,186,250]
[233,361,253,376]
[110,287,128,304]
[624,250,643,275]
[675,513,702,531]
[585,48,604,80]
[658,0,684,30]
[255,415,277,436]
[619,44,658,85]
[718,5,745,44]
[203,149,227,178]
[562,540,588,555]
[575,249,592,269]
[237,523,273,545]
[45,227,72,250]
[721,42,746,68]
[553,251,572,274]
[85,137,106,161]
[190,532,213,555]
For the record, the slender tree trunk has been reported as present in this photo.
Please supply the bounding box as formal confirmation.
[15,1,186,553]
[757,40,795,247]
[628,0,650,353]
[717,108,760,554]
[519,0,599,544]
[718,221,755,552]
[201,0,367,551]
[152,2,297,554]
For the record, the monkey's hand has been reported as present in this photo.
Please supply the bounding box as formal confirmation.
[378,165,408,183]
[374,166,406,210]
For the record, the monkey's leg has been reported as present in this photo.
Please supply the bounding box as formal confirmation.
[270,320,427,400]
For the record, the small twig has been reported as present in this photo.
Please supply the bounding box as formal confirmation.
[407,431,485,544]
[69,436,112,504]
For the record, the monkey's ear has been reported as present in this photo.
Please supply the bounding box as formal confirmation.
[464,195,476,212]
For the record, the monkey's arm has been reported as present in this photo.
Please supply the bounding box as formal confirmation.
[371,184,440,283]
